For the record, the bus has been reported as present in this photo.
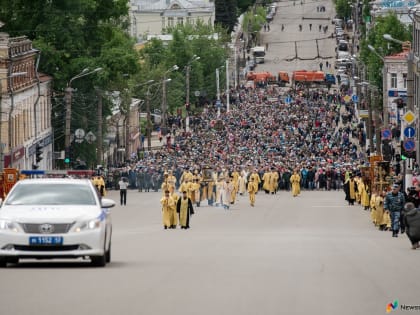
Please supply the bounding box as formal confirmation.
[251,46,266,64]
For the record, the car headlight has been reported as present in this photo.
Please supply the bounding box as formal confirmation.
[0,220,19,232]
[74,218,101,232]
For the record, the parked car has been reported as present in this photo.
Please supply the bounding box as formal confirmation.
[0,178,116,267]
[338,40,349,52]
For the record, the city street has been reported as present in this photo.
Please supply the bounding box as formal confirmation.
[0,189,419,315]
[1,1,419,315]
[257,0,337,73]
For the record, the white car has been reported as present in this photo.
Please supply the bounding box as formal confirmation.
[0,178,115,267]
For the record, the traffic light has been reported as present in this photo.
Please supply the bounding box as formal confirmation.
[401,147,416,159]
[396,98,406,109]
[32,164,39,170]
[64,147,71,164]
[35,144,43,163]
[395,154,401,162]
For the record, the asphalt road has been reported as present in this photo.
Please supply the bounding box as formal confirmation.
[1,2,419,315]
[257,0,337,74]
[0,189,419,315]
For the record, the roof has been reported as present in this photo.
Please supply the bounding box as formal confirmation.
[385,50,409,60]
[132,0,213,11]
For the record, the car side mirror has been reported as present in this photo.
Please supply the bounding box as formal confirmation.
[101,198,116,209]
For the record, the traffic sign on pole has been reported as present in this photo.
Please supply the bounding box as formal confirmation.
[403,139,416,152]
[381,129,391,140]
[404,126,416,138]
[402,110,416,124]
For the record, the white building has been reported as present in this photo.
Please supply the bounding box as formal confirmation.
[384,49,408,126]
[130,0,215,41]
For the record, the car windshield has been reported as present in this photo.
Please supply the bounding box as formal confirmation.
[5,183,97,206]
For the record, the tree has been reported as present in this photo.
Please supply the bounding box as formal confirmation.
[215,0,238,34]
[335,0,352,20]
[136,22,229,116]
[360,12,411,90]
[0,0,140,168]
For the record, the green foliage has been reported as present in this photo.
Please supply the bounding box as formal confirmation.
[359,12,411,90]
[215,0,238,34]
[335,0,352,20]
[0,0,139,168]
[135,22,229,115]
[238,0,254,13]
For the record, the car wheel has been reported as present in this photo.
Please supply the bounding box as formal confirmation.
[8,257,18,265]
[90,254,106,267]
[0,257,7,268]
[105,241,111,263]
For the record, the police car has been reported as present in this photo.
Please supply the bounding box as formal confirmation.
[0,178,115,267]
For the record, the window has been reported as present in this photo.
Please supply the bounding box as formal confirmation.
[168,17,174,27]
[177,17,183,25]
[390,73,397,89]
[403,73,407,89]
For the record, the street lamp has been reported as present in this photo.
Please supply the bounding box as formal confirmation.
[161,65,178,135]
[64,67,102,166]
[185,55,200,132]
[144,79,171,151]
[0,71,27,172]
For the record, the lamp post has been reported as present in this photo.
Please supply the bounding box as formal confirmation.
[226,59,230,113]
[161,65,178,135]
[0,72,27,172]
[64,67,102,166]
[143,79,170,151]
[367,44,388,129]
[185,55,200,132]
[134,80,154,151]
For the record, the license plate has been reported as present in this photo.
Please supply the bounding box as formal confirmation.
[29,236,63,245]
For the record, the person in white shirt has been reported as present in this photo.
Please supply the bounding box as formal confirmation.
[118,177,129,206]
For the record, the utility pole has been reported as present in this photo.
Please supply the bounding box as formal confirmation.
[216,68,221,117]
[64,86,73,165]
[226,59,230,112]
[96,89,103,167]
[162,76,167,135]
[64,68,102,167]
[367,86,373,155]
[186,64,190,132]
[146,89,152,151]
[374,89,382,155]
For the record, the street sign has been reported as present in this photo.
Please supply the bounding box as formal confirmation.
[381,129,391,140]
[403,139,416,152]
[285,96,292,104]
[402,110,416,124]
[359,110,368,118]
[216,100,221,108]
[352,94,358,103]
[404,126,416,138]
[343,95,351,103]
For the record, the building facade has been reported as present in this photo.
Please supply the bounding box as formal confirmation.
[104,96,142,167]
[0,32,52,171]
[384,50,408,126]
[130,0,215,40]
